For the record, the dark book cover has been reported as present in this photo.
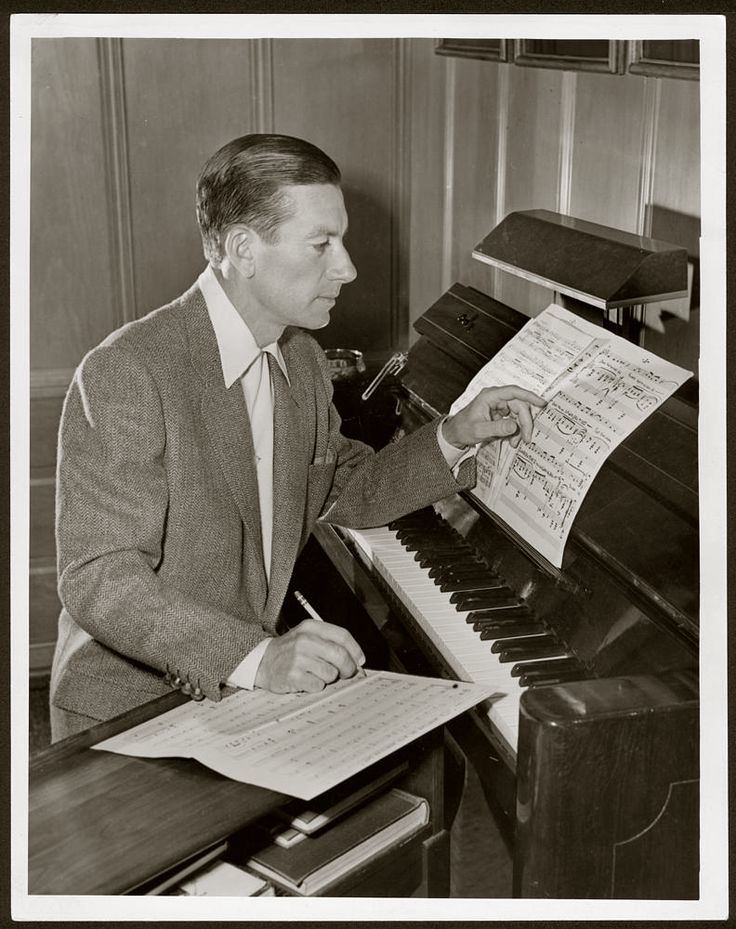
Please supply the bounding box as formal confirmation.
[246,788,428,895]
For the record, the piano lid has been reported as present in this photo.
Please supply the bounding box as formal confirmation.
[473,210,689,310]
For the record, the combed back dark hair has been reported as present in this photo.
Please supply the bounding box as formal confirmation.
[196,134,341,264]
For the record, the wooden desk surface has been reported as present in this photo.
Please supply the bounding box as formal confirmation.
[29,693,287,895]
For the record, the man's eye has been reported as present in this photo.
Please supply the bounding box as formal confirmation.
[313,241,329,253]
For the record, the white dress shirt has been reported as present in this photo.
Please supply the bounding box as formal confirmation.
[198,264,471,691]
[199,265,288,688]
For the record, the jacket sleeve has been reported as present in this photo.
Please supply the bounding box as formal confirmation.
[56,345,267,700]
[313,356,477,529]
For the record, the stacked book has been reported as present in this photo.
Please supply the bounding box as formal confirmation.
[245,786,428,896]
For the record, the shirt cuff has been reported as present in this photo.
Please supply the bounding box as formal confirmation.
[436,417,477,473]
[225,638,271,690]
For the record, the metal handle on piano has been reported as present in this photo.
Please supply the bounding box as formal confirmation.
[360,351,408,401]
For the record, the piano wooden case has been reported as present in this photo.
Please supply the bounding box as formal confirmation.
[315,282,699,899]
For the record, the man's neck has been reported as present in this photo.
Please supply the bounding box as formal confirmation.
[211,264,284,348]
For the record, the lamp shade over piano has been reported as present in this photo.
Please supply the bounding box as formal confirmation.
[473,210,689,311]
[315,214,699,899]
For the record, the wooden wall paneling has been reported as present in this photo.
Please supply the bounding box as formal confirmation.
[122,39,262,318]
[407,39,447,335]
[29,566,62,673]
[271,38,397,358]
[640,78,701,372]
[30,38,118,371]
[569,72,647,232]
[30,480,56,562]
[391,38,412,351]
[440,56,456,297]
[30,38,120,673]
[30,385,68,477]
[495,66,565,318]
[449,58,499,298]
[651,78,700,219]
[98,38,137,328]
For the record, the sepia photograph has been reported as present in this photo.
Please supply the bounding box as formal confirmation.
[10,10,727,921]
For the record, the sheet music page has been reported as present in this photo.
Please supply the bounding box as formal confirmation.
[450,304,691,567]
[94,671,494,799]
[449,305,604,503]
[93,685,338,758]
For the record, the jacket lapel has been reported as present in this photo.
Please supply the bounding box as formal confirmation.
[184,287,268,610]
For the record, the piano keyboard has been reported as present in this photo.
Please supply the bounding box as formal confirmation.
[344,510,587,753]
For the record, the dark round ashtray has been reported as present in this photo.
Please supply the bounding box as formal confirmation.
[324,348,366,381]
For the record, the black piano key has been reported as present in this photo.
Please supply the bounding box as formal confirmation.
[395,525,455,538]
[397,533,454,548]
[412,544,473,559]
[397,529,450,542]
[399,530,462,543]
[495,639,569,663]
[389,514,440,531]
[478,622,547,640]
[466,606,532,623]
[490,633,557,653]
[454,592,521,612]
[449,583,509,601]
[428,563,491,580]
[418,553,483,570]
[441,577,505,594]
[510,657,583,678]
[522,668,588,688]
[472,616,535,633]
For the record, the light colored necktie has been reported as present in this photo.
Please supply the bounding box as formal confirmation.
[243,350,274,580]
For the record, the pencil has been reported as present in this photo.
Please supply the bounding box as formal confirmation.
[294,590,324,622]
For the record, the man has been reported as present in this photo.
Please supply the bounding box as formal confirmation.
[50,134,544,741]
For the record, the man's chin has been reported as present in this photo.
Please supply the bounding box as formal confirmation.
[307,309,332,329]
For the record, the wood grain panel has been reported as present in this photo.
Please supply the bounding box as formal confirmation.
[641,80,700,371]
[30,393,65,478]
[569,71,646,232]
[30,562,61,669]
[31,481,56,561]
[123,39,260,318]
[407,39,447,336]
[652,78,700,219]
[496,66,566,317]
[504,67,564,214]
[450,57,499,298]
[30,38,118,370]
[271,38,397,356]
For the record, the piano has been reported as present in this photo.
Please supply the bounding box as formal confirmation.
[313,277,699,900]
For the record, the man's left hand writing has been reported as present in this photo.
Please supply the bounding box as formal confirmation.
[442,384,547,450]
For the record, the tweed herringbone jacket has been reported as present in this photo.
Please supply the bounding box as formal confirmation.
[50,282,475,723]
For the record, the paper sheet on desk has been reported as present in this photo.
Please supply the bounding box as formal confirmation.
[93,670,494,800]
[450,303,691,567]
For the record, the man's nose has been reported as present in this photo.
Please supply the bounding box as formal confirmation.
[327,243,357,284]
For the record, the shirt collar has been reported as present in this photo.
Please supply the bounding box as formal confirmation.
[197,264,290,389]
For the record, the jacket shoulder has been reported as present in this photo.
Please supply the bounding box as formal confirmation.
[82,284,202,372]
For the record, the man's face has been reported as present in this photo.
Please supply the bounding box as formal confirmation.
[248,184,357,332]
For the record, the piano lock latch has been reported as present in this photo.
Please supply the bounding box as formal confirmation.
[361,351,408,402]
[456,312,478,331]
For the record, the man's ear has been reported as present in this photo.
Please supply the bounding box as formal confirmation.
[223,225,257,278]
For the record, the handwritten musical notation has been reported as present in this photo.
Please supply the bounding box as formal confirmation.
[450,304,692,567]
[93,671,493,800]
